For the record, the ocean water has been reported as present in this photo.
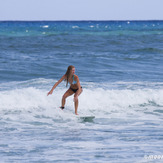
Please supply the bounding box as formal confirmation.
[0,21,163,163]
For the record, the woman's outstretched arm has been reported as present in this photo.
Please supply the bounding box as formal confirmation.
[47,75,66,96]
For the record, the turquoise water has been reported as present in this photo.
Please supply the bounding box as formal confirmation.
[0,21,163,162]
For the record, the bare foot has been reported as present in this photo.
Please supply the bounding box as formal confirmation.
[75,113,79,115]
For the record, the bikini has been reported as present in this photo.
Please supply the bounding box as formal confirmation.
[60,75,82,109]
[70,75,82,93]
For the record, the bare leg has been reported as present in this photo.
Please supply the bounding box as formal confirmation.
[61,88,74,108]
[74,99,79,115]
[74,88,83,115]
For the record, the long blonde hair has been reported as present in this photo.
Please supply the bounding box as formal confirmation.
[65,65,75,87]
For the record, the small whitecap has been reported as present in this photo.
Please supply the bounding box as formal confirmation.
[105,26,108,28]
[72,26,79,29]
[90,25,94,28]
[42,25,49,28]
[118,25,121,28]
[26,30,28,32]
[42,32,46,35]
[152,24,155,27]
[127,21,130,24]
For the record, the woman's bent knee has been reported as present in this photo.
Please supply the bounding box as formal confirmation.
[62,94,67,99]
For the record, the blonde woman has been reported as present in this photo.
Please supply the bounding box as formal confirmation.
[47,65,82,115]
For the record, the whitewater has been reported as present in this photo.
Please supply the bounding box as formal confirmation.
[0,79,163,162]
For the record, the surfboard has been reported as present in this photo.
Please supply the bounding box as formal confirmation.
[77,115,95,121]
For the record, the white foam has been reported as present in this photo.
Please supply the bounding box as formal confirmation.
[0,79,163,122]
[0,87,52,110]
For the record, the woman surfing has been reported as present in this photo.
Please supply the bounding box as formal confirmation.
[47,65,83,115]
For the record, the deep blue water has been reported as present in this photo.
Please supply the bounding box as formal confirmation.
[0,21,163,83]
[0,21,163,162]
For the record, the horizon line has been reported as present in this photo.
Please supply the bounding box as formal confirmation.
[0,19,163,22]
